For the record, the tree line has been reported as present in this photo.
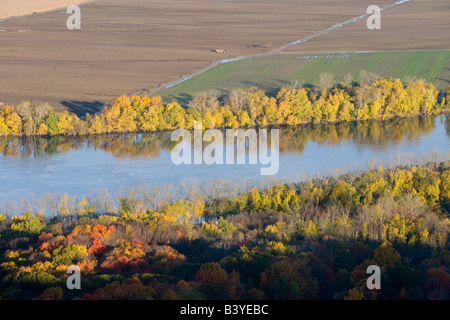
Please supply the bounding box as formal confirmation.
[0,161,448,300]
[0,78,448,137]
[0,114,444,158]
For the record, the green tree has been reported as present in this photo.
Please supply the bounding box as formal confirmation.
[11,213,45,235]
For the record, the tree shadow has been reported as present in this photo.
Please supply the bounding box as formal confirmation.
[437,77,449,85]
[162,93,193,108]
[60,100,105,117]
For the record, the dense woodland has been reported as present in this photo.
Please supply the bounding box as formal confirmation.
[0,78,448,137]
[0,161,449,300]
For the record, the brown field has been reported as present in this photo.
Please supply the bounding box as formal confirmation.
[1,0,448,115]
[0,0,92,20]
[284,0,450,53]
[1,0,399,114]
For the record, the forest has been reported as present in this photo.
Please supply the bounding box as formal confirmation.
[0,78,448,137]
[0,161,448,300]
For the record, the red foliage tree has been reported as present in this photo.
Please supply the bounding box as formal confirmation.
[88,239,107,258]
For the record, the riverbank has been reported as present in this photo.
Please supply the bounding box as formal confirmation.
[0,160,448,300]
[0,77,448,137]
[0,114,448,208]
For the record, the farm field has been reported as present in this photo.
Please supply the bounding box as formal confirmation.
[0,0,394,114]
[157,50,450,105]
[285,0,450,54]
[0,0,92,20]
[0,0,439,114]
[0,0,450,305]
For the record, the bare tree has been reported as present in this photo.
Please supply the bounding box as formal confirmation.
[226,89,249,112]
[93,189,117,214]
[188,89,221,115]
[403,75,425,85]
[287,79,304,90]
[16,102,52,135]
[1,200,18,218]
[179,179,203,203]
[317,72,335,91]
[344,73,353,86]
[359,70,380,86]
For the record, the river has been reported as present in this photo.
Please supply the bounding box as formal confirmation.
[0,114,449,209]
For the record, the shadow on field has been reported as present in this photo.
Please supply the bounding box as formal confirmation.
[162,93,193,107]
[60,100,105,117]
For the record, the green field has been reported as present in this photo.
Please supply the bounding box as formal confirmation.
[155,50,450,105]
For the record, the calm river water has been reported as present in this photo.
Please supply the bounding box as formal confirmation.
[0,115,449,205]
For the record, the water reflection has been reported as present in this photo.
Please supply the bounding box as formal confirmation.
[446,114,450,136]
[0,115,444,159]
[0,114,449,207]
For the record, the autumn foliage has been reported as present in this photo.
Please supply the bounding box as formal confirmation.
[0,78,447,137]
[0,161,448,300]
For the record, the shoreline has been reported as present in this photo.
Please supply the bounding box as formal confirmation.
[0,110,448,139]
[1,157,449,217]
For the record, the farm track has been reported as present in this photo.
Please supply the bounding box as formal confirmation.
[149,0,416,96]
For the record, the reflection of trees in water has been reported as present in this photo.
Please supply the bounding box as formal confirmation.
[0,132,177,159]
[445,114,450,136]
[85,132,175,159]
[0,115,443,158]
[279,116,436,152]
